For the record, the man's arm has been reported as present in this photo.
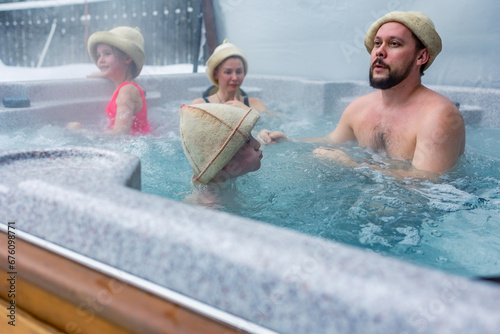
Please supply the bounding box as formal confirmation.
[313,147,439,180]
[258,100,358,145]
[323,105,357,144]
[412,104,465,173]
[314,104,466,179]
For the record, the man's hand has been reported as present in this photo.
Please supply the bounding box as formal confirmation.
[313,147,358,167]
[257,129,288,144]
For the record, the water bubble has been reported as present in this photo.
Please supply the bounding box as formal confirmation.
[396,226,421,246]
[425,220,438,228]
[430,230,443,237]
[359,223,391,247]
[437,256,448,263]
[349,206,370,218]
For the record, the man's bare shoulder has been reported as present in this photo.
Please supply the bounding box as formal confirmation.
[418,87,462,120]
[418,86,454,106]
[413,87,466,171]
[344,90,379,113]
[416,87,465,151]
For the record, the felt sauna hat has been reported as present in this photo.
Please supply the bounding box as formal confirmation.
[180,103,260,184]
[88,26,145,78]
[364,11,442,71]
[205,39,248,86]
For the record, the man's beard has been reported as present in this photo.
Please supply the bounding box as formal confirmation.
[369,58,414,90]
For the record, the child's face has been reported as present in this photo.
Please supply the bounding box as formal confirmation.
[223,134,262,178]
[95,44,131,79]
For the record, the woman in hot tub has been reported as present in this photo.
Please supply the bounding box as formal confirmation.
[191,39,267,112]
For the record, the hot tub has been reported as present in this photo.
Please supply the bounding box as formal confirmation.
[0,74,499,333]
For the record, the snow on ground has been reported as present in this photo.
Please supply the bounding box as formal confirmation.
[0,59,205,82]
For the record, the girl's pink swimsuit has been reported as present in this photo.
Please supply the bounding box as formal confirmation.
[106,82,150,135]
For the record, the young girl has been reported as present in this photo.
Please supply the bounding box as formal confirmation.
[67,26,150,135]
[180,103,263,208]
[191,39,267,112]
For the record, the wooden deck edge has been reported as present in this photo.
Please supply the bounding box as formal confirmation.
[0,230,249,334]
[0,297,65,334]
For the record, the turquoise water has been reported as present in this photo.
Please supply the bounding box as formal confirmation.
[1,101,499,278]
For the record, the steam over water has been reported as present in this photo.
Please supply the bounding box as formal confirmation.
[1,100,500,278]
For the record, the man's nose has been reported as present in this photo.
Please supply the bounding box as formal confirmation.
[375,44,386,58]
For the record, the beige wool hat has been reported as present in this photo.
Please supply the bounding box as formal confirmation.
[364,11,442,71]
[180,103,260,184]
[88,26,145,78]
[205,39,248,86]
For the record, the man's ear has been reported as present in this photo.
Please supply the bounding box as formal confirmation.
[416,48,430,66]
[125,56,133,65]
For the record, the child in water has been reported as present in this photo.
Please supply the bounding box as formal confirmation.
[67,26,150,135]
[180,103,262,208]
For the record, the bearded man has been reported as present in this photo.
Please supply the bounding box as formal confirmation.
[258,11,465,178]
